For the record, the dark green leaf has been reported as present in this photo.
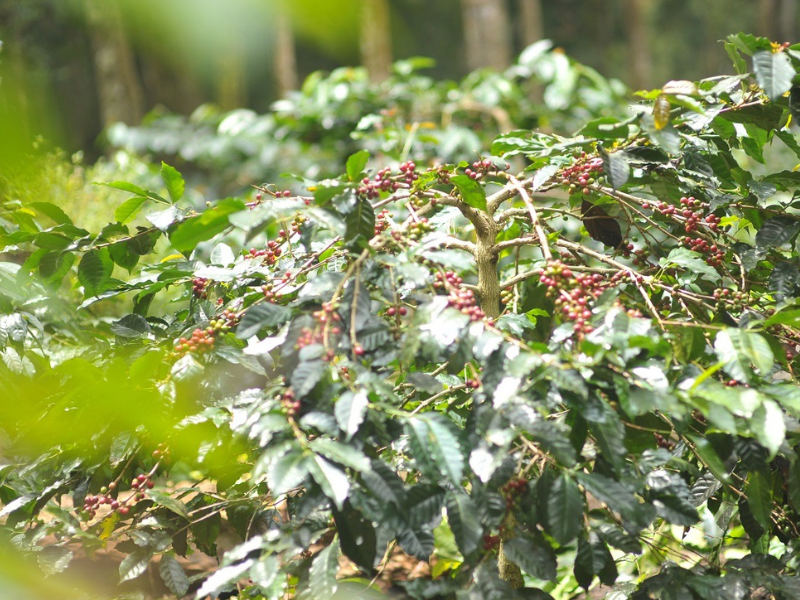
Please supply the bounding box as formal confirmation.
[148,491,190,520]
[755,216,800,249]
[545,473,584,545]
[344,197,376,247]
[332,501,377,572]
[236,303,293,339]
[334,389,369,441]
[446,492,482,557]
[78,248,113,297]
[119,550,152,583]
[503,534,557,581]
[308,455,349,509]
[159,555,189,597]
[600,149,630,189]
[746,469,772,530]
[406,414,464,485]
[309,538,340,600]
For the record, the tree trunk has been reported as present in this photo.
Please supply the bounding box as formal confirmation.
[217,25,246,110]
[273,9,298,96]
[360,0,393,82]
[622,0,652,90]
[461,0,512,71]
[759,0,778,38]
[779,0,797,41]
[84,0,144,126]
[518,0,544,48]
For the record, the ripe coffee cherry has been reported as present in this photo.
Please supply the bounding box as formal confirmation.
[354,345,365,357]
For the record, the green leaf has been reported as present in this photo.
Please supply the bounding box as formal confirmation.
[290,358,325,398]
[148,491,190,520]
[753,50,795,100]
[600,149,630,189]
[406,414,464,485]
[545,473,584,545]
[344,197,376,247]
[503,534,557,581]
[37,546,73,576]
[159,554,189,597]
[575,532,615,589]
[331,501,377,571]
[686,435,732,484]
[660,247,720,282]
[361,460,405,506]
[396,525,434,560]
[308,455,350,509]
[101,181,169,204]
[597,524,641,554]
[652,494,699,526]
[115,196,148,224]
[445,492,482,557]
[310,439,371,472]
[160,162,185,203]
[346,150,369,181]
[309,537,340,600]
[111,314,151,338]
[169,198,245,255]
[788,461,800,513]
[267,448,309,496]
[577,472,655,534]
[335,389,369,441]
[450,175,487,211]
[30,201,73,225]
[39,251,75,284]
[196,559,254,598]
[236,303,293,339]
[78,248,113,297]
[119,550,152,583]
[755,216,800,249]
[746,469,772,530]
[714,329,774,383]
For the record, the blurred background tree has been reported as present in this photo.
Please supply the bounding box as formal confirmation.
[1,0,798,160]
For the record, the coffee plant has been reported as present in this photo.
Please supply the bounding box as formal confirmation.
[4,33,800,600]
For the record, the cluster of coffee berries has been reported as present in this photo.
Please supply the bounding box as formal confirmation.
[539,261,609,336]
[482,534,501,551]
[173,327,216,357]
[501,477,528,511]
[500,287,515,305]
[313,302,341,327]
[405,217,432,241]
[561,152,604,195]
[358,168,399,199]
[466,379,480,389]
[434,271,464,290]
[433,164,452,185]
[247,237,285,266]
[262,281,278,301]
[683,236,724,266]
[374,208,393,237]
[385,305,408,318]
[131,473,154,494]
[152,442,170,459]
[296,326,325,350]
[464,159,494,180]
[290,214,309,235]
[280,389,301,416]
[398,161,419,185]
[192,277,209,299]
[712,288,746,310]
[82,483,127,519]
[654,432,676,450]
[644,200,678,216]
[447,288,487,321]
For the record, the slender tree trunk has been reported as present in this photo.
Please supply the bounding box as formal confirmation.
[461,0,513,71]
[273,9,298,96]
[622,0,652,90]
[760,0,778,38]
[518,0,544,48]
[217,26,246,110]
[779,0,797,41]
[84,0,144,126]
[360,0,392,82]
